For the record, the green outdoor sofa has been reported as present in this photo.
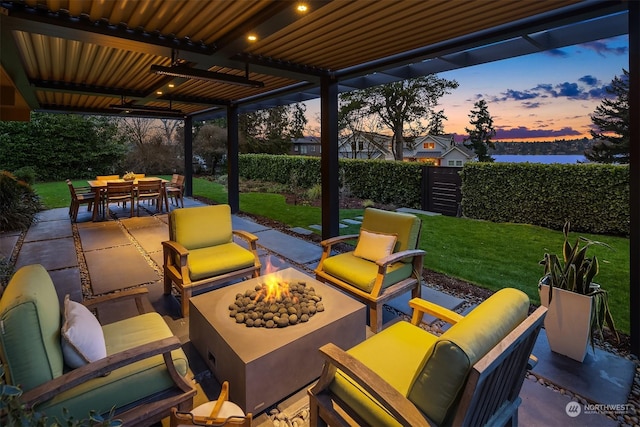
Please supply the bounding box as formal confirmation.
[0,264,195,425]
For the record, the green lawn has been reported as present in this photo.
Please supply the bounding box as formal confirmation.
[34,177,631,334]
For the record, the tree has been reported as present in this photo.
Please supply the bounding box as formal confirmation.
[464,99,496,162]
[426,109,447,135]
[0,112,126,180]
[239,104,307,154]
[115,117,182,174]
[585,69,629,164]
[337,96,385,159]
[339,75,459,160]
[193,123,227,174]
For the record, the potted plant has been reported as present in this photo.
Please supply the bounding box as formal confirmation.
[538,221,618,362]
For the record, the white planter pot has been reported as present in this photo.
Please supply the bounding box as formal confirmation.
[539,284,593,362]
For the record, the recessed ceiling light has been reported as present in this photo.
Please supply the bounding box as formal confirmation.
[297,3,308,13]
[168,83,175,88]
[157,91,163,95]
[247,34,258,42]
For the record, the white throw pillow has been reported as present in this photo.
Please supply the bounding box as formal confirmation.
[353,229,397,262]
[61,295,107,368]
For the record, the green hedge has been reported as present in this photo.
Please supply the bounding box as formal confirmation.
[238,154,422,208]
[460,163,629,236]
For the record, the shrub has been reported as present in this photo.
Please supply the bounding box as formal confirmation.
[12,166,36,185]
[460,163,629,235]
[0,171,42,232]
[306,184,322,200]
[0,257,13,291]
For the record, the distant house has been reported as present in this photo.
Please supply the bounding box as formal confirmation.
[338,132,391,159]
[403,134,475,166]
[291,133,474,166]
[290,136,321,156]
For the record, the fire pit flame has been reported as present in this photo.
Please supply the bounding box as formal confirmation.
[229,257,323,328]
[255,257,292,303]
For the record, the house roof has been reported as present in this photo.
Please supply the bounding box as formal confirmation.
[443,145,475,159]
[0,0,628,120]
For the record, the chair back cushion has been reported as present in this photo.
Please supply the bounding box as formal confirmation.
[169,205,233,250]
[360,208,421,261]
[407,288,529,425]
[0,264,64,391]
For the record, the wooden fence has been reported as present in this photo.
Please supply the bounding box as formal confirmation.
[421,166,462,216]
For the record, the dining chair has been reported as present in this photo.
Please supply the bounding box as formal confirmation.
[136,178,163,215]
[66,179,96,222]
[105,180,134,218]
[166,174,185,208]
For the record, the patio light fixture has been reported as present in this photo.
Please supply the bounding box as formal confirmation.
[109,97,183,115]
[150,64,265,88]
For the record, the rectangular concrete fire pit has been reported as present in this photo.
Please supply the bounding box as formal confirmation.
[189,267,366,414]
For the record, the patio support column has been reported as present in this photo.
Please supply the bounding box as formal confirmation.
[184,116,193,197]
[320,74,340,240]
[629,1,639,356]
[227,104,240,213]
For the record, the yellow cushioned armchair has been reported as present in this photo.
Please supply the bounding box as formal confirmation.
[315,208,425,332]
[163,204,261,317]
[308,288,546,427]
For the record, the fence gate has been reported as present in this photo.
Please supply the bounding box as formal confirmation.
[421,166,462,216]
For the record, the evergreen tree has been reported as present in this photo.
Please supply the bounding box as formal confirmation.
[585,69,629,163]
[427,109,447,135]
[464,99,496,162]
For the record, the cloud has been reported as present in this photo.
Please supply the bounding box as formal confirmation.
[552,82,585,99]
[544,49,569,58]
[521,101,541,109]
[495,78,613,104]
[495,126,582,140]
[578,75,599,86]
[580,40,628,57]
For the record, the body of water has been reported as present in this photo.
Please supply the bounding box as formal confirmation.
[492,154,588,164]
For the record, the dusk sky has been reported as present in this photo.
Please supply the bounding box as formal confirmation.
[303,34,629,143]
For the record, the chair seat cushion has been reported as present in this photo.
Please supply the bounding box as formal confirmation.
[329,321,437,427]
[37,312,189,420]
[321,252,413,293]
[188,242,256,281]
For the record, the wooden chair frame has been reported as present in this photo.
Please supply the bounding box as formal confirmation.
[136,178,164,215]
[66,179,96,222]
[315,230,425,332]
[19,288,196,426]
[308,300,547,427]
[162,213,261,317]
[166,174,185,208]
[106,180,135,218]
[170,381,252,427]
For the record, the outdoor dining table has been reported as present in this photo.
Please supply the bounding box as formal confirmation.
[88,177,169,221]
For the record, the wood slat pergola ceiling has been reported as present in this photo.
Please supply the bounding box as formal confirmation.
[0,0,628,120]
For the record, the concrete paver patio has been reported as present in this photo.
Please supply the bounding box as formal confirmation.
[0,200,633,426]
